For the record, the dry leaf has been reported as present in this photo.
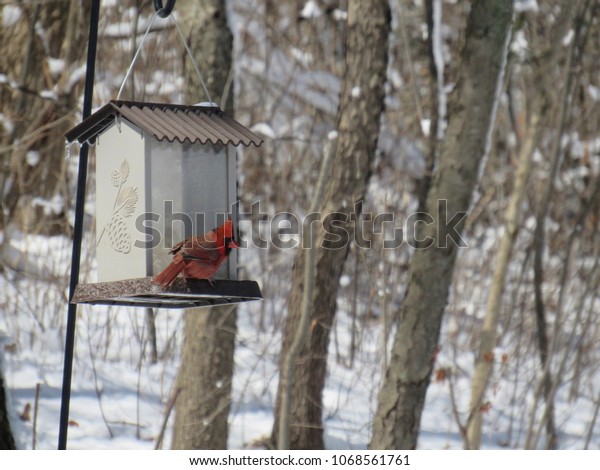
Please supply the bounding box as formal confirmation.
[19,403,31,421]
[479,401,492,413]
[434,368,448,383]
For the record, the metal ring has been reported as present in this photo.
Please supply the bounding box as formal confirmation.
[154,0,176,18]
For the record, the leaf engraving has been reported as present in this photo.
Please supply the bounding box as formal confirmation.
[119,159,130,183]
[116,186,138,218]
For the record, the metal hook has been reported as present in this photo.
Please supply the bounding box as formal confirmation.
[154,0,175,18]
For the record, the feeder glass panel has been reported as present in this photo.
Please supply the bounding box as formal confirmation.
[148,139,237,280]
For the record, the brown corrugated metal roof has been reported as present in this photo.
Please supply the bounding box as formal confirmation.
[65,100,263,147]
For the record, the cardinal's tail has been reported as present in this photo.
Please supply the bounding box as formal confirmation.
[152,257,184,287]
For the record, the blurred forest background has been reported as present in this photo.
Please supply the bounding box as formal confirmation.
[1,0,600,450]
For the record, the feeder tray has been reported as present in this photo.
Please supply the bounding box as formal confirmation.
[71,278,262,309]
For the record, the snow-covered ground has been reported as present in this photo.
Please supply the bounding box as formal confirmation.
[1,229,382,450]
[2,211,599,450]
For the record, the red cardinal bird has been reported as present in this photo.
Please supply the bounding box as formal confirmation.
[152,219,238,287]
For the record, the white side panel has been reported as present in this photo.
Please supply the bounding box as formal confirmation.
[95,122,147,282]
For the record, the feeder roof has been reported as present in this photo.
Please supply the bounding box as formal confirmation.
[65,100,263,147]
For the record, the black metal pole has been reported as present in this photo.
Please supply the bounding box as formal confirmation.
[58,0,100,450]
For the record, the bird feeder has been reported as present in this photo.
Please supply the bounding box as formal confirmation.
[64,100,263,308]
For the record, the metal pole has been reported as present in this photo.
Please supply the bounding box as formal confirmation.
[58,0,100,450]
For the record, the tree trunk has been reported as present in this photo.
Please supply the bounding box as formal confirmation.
[181,0,233,111]
[370,0,514,450]
[171,306,237,449]
[271,0,391,450]
[0,2,89,236]
[145,308,158,364]
[0,364,16,450]
[171,0,236,450]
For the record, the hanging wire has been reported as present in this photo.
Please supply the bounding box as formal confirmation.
[116,8,213,105]
[117,10,160,100]
[168,13,213,105]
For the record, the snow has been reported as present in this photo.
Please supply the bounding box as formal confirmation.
[250,122,277,139]
[421,118,431,137]
[510,30,528,58]
[1,229,377,449]
[2,223,596,450]
[289,46,314,67]
[2,5,22,27]
[432,0,447,140]
[40,90,59,101]
[515,0,539,13]
[587,85,600,102]
[1,112,15,135]
[237,48,340,116]
[103,15,165,38]
[32,194,65,216]
[3,212,600,450]
[300,1,323,19]
[26,151,41,167]
[562,29,574,47]
[47,58,65,78]
[67,65,88,92]
[389,69,404,89]
[332,9,348,22]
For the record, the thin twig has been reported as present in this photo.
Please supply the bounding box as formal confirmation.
[154,388,181,450]
[447,370,467,443]
[32,383,41,450]
[584,391,600,450]
[86,327,114,439]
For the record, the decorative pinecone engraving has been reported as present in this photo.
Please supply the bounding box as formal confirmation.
[107,214,131,253]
